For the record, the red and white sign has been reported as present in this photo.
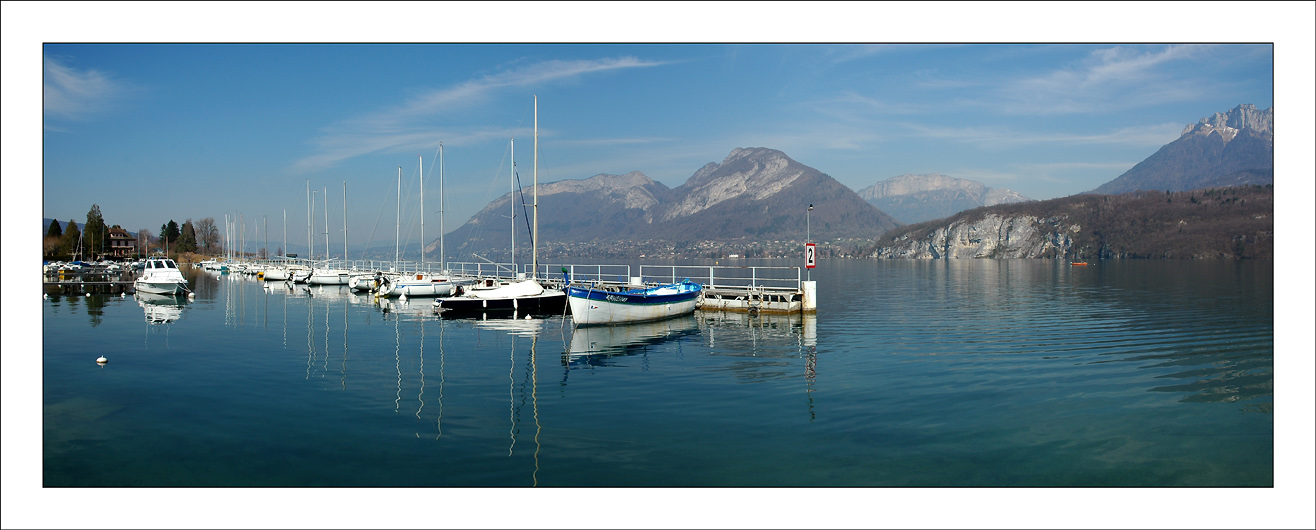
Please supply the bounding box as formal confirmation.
[805,243,816,269]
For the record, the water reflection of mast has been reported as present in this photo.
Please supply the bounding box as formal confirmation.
[322,291,330,374]
[531,331,541,487]
[341,294,349,389]
[394,309,402,413]
[416,317,425,429]
[305,284,315,380]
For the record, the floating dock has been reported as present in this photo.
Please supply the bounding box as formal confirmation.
[43,269,137,295]
[551,264,817,314]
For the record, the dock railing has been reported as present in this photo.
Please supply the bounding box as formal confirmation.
[527,263,632,286]
[639,265,802,293]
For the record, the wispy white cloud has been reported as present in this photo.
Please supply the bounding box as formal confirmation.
[43,54,134,128]
[902,121,1183,149]
[996,45,1213,114]
[292,57,666,173]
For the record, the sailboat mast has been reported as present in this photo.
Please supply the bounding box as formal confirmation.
[323,186,329,262]
[395,167,401,267]
[342,181,348,263]
[532,95,539,278]
[510,137,515,273]
[440,142,445,273]
[420,154,425,268]
[306,180,312,260]
[283,209,287,258]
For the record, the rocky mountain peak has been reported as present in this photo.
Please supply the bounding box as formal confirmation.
[856,174,1031,224]
[665,148,808,221]
[1180,104,1273,142]
[858,174,987,200]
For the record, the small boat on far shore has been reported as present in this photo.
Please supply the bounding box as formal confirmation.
[1071,261,1089,266]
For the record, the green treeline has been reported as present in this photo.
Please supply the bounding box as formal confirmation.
[43,204,223,261]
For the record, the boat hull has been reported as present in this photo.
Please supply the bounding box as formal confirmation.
[566,282,702,326]
[378,274,455,297]
[262,268,291,281]
[308,270,350,285]
[434,289,567,316]
[134,279,186,295]
[348,274,379,292]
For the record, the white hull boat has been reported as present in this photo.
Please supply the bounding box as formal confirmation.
[134,258,189,295]
[262,267,291,281]
[308,268,351,285]
[348,272,384,292]
[378,272,455,297]
[566,280,702,326]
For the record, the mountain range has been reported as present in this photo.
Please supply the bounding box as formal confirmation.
[870,103,1276,259]
[1092,104,1273,194]
[855,174,1031,224]
[440,147,901,259]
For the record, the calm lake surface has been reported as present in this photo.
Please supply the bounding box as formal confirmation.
[42,259,1273,487]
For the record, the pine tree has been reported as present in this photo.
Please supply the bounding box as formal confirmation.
[61,219,81,257]
[84,204,107,259]
[179,220,198,253]
[47,219,63,239]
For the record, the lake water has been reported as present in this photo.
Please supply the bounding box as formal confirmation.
[41,259,1273,488]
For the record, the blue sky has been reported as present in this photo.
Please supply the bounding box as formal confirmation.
[12,3,1311,258]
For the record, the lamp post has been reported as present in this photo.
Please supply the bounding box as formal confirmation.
[807,204,813,281]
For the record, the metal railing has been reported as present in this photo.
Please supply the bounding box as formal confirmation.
[640,265,802,292]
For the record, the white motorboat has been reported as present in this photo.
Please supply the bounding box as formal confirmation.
[378,272,455,297]
[307,267,351,285]
[348,272,380,292]
[262,267,291,281]
[134,258,189,295]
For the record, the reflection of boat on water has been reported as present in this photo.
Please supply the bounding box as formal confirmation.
[135,292,189,324]
[567,314,699,362]
[566,280,702,326]
[475,316,546,336]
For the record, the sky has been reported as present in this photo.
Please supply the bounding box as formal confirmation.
[6,4,1316,528]
[17,4,1302,257]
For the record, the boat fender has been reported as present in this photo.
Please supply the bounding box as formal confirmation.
[96,355,108,364]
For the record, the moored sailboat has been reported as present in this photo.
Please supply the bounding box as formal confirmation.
[434,96,565,316]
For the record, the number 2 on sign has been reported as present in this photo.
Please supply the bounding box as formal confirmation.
[805,243,816,269]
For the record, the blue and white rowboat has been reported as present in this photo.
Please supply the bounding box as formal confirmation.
[566,280,703,326]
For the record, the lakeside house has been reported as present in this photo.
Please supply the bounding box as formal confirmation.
[106,228,137,259]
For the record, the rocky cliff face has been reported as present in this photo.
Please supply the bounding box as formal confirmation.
[869,185,1273,260]
[856,173,1031,224]
[873,213,1076,259]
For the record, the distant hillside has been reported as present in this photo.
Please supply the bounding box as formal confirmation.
[442,148,901,260]
[1092,104,1273,194]
[869,185,1272,259]
[856,173,1031,224]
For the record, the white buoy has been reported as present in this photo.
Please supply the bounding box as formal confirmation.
[43,293,48,299]
[524,314,532,320]
[96,356,108,364]
[188,292,196,299]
